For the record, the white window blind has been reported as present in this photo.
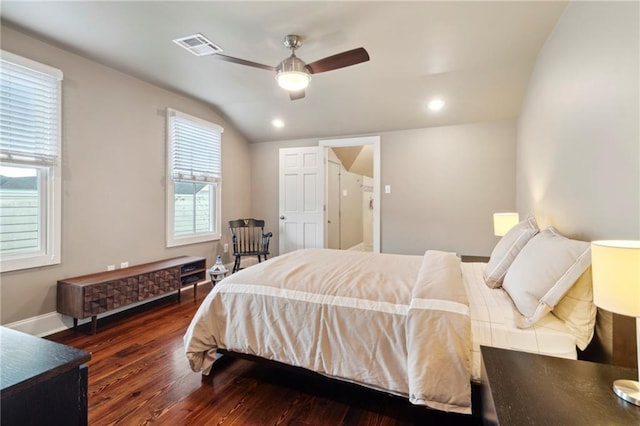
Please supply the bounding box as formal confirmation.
[0,51,62,272]
[167,109,223,182]
[0,52,62,166]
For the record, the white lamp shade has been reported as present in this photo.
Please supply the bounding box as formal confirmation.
[591,240,640,317]
[493,212,519,236]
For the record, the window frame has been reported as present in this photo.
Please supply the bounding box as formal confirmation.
[0,51,62,272]
[166,108,223,247]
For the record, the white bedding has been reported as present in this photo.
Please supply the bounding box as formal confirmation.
[184,250,581,414]
[462,262,577,381]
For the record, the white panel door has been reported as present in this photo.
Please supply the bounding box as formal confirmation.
[279,147,325,254]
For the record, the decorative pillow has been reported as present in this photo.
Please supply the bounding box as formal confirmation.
[483,215,539,288]
[503,227,591,328]
[552,267,597,350]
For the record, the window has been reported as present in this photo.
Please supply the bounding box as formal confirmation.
[0,51,62,272]
[166,108,223,247]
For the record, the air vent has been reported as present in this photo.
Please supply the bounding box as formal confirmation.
[173,34,222,56]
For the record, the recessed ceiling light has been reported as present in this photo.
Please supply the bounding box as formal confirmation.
[428,99,445,111]
[272,119,284,128]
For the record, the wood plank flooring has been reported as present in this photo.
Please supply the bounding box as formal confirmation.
[48,285,481,425]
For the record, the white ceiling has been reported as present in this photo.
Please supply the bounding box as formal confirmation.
[0,1,567,143]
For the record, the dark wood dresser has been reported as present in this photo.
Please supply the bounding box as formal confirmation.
[1,327,91,425]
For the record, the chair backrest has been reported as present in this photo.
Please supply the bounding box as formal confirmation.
[229,218,269,255]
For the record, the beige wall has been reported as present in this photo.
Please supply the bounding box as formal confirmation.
[0,25,252,324]
[250,120,517,257]
[517,1,639,241]
[381,121,516,255]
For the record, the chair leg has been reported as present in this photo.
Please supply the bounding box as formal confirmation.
[257,255,262,263]
[233,256,241,273]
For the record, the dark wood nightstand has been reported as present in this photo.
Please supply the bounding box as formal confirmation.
[481,346,640,425]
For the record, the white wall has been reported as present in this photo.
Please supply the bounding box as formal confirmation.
[0,25,252,325]
[250,120,517,257]
[517,1,639,241]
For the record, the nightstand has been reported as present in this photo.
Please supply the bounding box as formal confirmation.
[481,346,640,425]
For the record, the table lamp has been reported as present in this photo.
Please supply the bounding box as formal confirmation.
[493,212,519,237]
[591,240,640,406]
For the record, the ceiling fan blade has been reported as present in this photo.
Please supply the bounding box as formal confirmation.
[214,53,276,71]
[305,48,370,74]
[289,90,305,101]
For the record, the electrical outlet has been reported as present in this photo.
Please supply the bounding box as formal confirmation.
[107,265,116,271]
[120,261,129,269]
[223,243,228,253]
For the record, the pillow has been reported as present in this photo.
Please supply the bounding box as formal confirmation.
[483,215,539,288]
[552,267,597,350]
[503,227,591,327]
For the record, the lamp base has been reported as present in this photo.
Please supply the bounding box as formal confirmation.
[613,379,640,406]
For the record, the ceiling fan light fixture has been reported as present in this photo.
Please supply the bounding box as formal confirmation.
[276,55,311,91]
[276,71,310,91]
[200,33,368,100]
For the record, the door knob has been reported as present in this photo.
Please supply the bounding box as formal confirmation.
[280,215,285,220]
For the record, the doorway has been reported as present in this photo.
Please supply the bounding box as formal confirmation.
[319,136,380,253]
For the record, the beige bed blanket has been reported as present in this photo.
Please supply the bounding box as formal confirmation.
[184,248,471,414]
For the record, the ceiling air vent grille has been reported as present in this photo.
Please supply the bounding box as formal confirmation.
[173,34,222,56]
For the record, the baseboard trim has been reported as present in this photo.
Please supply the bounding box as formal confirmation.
[4,311,71,337]
[4,280,208,337]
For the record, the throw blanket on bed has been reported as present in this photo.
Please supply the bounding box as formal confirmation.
[407,250,471,411]
[184,248,471,414]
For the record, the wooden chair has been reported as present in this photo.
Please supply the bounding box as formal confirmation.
[229,219,273,273]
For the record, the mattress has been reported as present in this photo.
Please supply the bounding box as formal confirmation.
[461,262,578,382]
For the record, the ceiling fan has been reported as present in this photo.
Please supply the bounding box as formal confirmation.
[213,35,370,100]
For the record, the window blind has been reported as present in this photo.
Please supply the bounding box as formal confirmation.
[167,109,223,182]
[0,52,62,166]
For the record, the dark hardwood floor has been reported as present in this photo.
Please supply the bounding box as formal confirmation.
[48,285,481,425]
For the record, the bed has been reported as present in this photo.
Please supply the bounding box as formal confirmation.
[185,224,595,415]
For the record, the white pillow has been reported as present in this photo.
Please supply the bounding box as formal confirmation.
[552,267,597,350]
[483,215,539,288]
[503,227,591,327]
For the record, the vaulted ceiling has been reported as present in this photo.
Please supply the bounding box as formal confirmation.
[0,1,567,143]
